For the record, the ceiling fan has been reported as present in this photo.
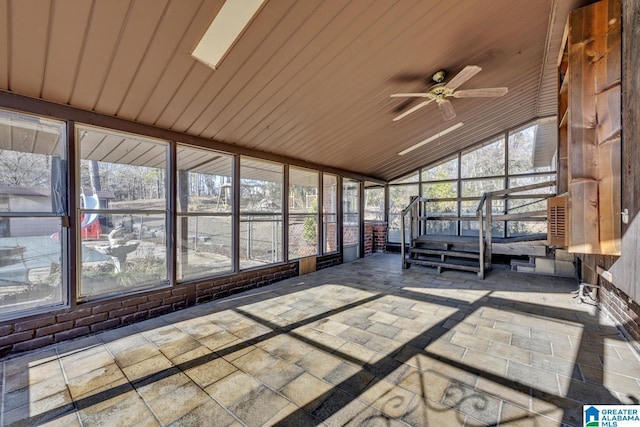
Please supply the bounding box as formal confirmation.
[390,65,508,122]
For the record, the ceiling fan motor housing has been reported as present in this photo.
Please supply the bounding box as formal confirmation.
[432,70,446,83]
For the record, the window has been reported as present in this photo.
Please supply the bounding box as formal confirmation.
[388,184,419,243]
[422,181,457,199]
[77,126,168,299]
[323,174,338,254]
[0,110,67,317]
[288,167,318,259]
[421,156,458,181]
[364,185,385,221]
[343,179,360,261]
[461,138,505,178]
[177,146,234,281]
[508,123,555,174]
[389,171,420,184]
[240,157,283,269]
[461,178,505,198]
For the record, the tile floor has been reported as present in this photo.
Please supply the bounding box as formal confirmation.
[1,253,639,426]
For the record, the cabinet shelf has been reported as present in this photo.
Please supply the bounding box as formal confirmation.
[559,72,569,94]
[559,109,568,128]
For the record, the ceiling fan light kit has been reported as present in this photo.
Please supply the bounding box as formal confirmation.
[391,65,508,121]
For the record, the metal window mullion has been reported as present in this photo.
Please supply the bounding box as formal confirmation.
[503,130,509,238]
[167,142,176,287]
[457,152,462,236]
[358,180,364,259]
[77,209,167,215]
[68,120,78,307]
[337,175,343,256]
[232,155,240,273]
[283,165,289,263]
[0,212,67,217]
[316,171,322,257]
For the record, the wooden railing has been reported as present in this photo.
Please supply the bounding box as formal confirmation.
[476,180,556,268]
[400,180,556,272]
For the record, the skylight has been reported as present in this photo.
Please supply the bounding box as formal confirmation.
[191,0,266,70]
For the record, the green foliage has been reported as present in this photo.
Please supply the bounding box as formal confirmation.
[302,199,318,243]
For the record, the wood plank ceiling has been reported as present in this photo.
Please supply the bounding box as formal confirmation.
[0,0,592,181]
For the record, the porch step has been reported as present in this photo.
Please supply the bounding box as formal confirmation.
[410,248,480,260]
[407,259,482,274]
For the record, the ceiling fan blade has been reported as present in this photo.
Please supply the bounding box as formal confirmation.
[392,99,434,121]
[390,93,433,98]
[453,87,508,98]
[437,99,456,121]
[445,65,482,90]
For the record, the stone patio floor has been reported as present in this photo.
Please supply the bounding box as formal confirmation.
[1,253,639,426]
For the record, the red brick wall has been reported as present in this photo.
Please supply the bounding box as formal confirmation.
[325,223,337,252]
[599,277,640,343]
[579,254,640,345]
[373,223,387,253]
[364,222,387,256]
[364,223,373,255]
[0,262,298,356]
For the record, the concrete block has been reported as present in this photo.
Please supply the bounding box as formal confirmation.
[535,258,555,275]
[554,249,574,262]
[555,260,575,277]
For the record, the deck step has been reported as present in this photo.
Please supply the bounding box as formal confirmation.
[407,259,481,273]
[410,248,480,260]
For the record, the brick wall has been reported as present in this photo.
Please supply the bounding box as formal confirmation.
[579,254,640,346]
[0,262,299,356]
[599,278,640,343]
[316,253,342,270]
[364,223,373,255]
[325,223,337,252]
[364,222,387,256]
[372,223,387,253]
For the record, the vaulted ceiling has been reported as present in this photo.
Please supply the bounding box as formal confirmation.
[0,0,590,181]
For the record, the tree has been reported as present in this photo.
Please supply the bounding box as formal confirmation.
[0,150,50,187]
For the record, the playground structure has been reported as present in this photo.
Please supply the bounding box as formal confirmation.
[80,193,103,239]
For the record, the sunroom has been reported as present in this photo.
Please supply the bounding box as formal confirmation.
[0,0,638,425]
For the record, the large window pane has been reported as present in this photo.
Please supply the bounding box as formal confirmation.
[508,123,555,174]
[461,138,505,178]
[343,178,360,261]
[389,171,419,184]
[422,181,457,199]
[507,221,547,237]
[80,213,167,298]
[461,200,504,216]
[508,175,556,195]
[177,146,233,281]
[508,124,536,175]
[426,200,457,216]
[461,178,505,198]
[388,184,418,243]
[240,157,283,269]
[425,220,457,235]
[240,215,282,267]
[289,167,318,259]
[364,186,384,221]
[0,110,66,317]
[78,126,168,299]
[421,156,458,181]
[323,174,338,253]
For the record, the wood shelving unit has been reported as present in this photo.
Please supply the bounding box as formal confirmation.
[556,0,621,256]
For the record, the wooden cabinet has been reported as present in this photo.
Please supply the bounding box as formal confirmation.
[557,0,621,255]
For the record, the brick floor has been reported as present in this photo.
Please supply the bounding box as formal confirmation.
[1,254,639,426]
